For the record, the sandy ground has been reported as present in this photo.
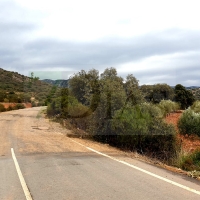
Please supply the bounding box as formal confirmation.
[0,107,127,157]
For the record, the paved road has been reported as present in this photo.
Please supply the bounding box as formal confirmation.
[0,107,200,200]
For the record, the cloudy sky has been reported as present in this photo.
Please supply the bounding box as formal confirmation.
[1,0,200,86]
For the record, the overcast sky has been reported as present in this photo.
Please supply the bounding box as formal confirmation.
[1,0,200,86]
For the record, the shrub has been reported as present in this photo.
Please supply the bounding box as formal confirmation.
[140,102,164,118]
[6,105,13,111]
[4,98,9,103]
[158,100,180,117]
[178,108,200,137]
[179,149,200,171]
[175,84,195,109]
[47,96,89,118]
[31,101,37,107]
[110,105,178,162]
[0,103,6,112]
[191,101,200,113]
[13,103,25,110]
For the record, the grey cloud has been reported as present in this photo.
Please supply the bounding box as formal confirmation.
[23,29,200,67]
[119,61,200,86]
[1,26,200,86]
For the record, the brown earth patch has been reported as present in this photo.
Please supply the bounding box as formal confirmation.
[165,111,200,153]
[0,102,32,109]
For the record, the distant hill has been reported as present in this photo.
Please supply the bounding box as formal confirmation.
[170,86,199,89]
[185,86,200,89]
[0,68,52,104]
[42,79,68,88]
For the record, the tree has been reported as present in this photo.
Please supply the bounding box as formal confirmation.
[152,84,174,103]
[0,103,6,112]
[69,70,91,104]
[175,84,195,109]
[69,69,100,113]
[88,68,126,139]
[100,67,126,118]
[140,84,174,103]
[0,91,5,102]
[124,74,144,106]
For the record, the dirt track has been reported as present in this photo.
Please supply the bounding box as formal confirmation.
[0,107,127,157]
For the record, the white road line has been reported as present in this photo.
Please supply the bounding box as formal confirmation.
[70,139,200,196]
[11,148,33,200]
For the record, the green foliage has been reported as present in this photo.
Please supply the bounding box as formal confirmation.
[140,84,174,103]
[158,100,180,116]
[179,150,200,171]
[140,102,164,119]
[175,84,195,109]
[47,67,180,163]
[86,68,127,140]
[112,105,152,136]
[178,108,200,136]
[45,86,58,105]
[0,91,6,102]
[13,103,25,110]
[31,102,37,107]
[69,69,99,104]
[0,103,6,112]
[99,68,126,118]
[124,74,144,106]
[47,93,88,119]
[110,105,177,161]
[4,98,9,103]
[191,101,200,113]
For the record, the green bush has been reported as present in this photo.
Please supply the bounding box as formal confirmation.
[47,96,88,117]
[110,105,178,162]
[179,150,200,171]
[191,101,200,113]
[178,108,200,136]
[0,103,6,112]
[13,103,25,110]
[158,100,180,117]
[140,102,164,119]
[31,101,37,107]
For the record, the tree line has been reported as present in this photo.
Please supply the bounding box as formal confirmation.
[46,67,195,163]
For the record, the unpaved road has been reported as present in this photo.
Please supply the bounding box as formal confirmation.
[0,107,200,200]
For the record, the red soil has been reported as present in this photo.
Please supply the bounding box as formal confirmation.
[0,102,32,109]
[165,112,200,153]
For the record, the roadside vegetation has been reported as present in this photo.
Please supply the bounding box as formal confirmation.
[0,103,26,112]
[46,68,195,166]
[2,67,199,176]
[176,101,200,174]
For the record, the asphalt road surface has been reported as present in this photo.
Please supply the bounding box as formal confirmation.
[0,107,200,200]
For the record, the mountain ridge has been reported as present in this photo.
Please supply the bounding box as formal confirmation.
[42,79,68,88]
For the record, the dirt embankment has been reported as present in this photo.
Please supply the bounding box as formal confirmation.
[0,102,32,109]
[165,111,200,153]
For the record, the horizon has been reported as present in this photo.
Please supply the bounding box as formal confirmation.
[1,0,200,86]
[1,67,199,88]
